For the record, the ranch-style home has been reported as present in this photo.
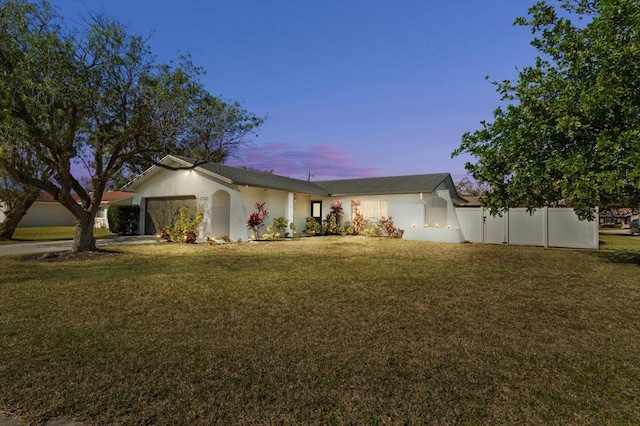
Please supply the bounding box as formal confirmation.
[125,155,469,243]
[0,191,133,228]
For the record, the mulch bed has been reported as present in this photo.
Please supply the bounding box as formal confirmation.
[21,249,122,262]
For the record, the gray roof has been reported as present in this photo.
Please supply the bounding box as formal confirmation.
[316,174,451,196]
[177,156,329,195]
[176,156,456,197]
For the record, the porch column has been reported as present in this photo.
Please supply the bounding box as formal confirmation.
[286,193,294,230]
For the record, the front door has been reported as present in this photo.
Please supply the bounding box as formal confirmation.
[311,200,322,228]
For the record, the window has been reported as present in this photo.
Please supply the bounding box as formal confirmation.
[311,201,322,219]
[357,200,388,220]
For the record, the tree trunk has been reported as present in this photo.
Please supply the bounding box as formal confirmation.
[72,213,97,252]
[0,190,40,240]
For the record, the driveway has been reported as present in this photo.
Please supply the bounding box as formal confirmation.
[0,235,158,257]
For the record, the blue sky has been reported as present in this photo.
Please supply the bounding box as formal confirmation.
[54,0,538,181]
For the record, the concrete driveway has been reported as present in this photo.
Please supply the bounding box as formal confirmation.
[0,235,158,257]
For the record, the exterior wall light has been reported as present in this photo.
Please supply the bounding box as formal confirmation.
[435,224,439,228]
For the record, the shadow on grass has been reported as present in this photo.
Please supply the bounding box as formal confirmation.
[595,236,640,266]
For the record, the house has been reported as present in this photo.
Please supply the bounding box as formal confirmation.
[91,191,135,228]
[599,207,638,228]
[3,191,133,228]
[124,155,468,243]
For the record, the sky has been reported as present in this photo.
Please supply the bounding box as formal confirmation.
[53,0,539,182]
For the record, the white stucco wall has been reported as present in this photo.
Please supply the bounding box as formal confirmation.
[298,191,465,243]
[18,202,76,227]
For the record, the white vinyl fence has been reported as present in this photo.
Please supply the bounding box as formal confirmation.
[455,207,599,249]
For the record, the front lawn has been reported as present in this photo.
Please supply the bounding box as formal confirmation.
[1,235,639,424]
[5,226,113,242]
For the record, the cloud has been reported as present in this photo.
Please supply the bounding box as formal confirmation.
[227,142,381,180]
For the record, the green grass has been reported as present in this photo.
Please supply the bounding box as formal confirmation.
[3,226,113,243]
[1,235,639,424]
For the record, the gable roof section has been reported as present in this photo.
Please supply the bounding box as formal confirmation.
[175,156,329,195]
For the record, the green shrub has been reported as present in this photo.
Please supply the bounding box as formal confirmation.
[363,219,381,237]
[340,220,354,236]
[107,205,140,235]
[167,207,204,243]
[271,217,288,240]
[305,217,321,235]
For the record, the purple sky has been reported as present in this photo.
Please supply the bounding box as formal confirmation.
[54,0,538,181]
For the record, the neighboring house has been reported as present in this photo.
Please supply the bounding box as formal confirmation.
[456,195,481,207]
[92,191,135,229]
[16,192,76,227]
[9,191,133,228]
[125,155,468,243]
[599,207,637,228]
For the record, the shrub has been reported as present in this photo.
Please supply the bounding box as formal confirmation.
[305,216,321,235]
[247,202,268,239]
[167,207,204,243]
[107,205,140,235]
[289,222,297,237]
[271,217,288,240]
[364,220,381,237]
[340,220,354,236]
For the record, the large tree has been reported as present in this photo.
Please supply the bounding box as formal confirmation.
[0,0,263,250]
[452,0,640,219]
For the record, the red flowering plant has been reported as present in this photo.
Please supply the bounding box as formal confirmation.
[324,200,343,234]
[247,202,268,239]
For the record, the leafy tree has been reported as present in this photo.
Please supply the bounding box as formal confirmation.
[453,0,640,219]
[0,0,263,251]
[455,177,489,196]
[178,93,265,163]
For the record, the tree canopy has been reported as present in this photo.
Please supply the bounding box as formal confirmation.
[0,0,264,250]
[452,0,640,219]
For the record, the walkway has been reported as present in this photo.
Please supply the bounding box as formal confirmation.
[0,235,158,257]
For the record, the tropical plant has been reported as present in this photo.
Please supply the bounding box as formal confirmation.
[247,202,268,239]
[351,200,366,235]
[377,216,399,238]
[324,200,343,234]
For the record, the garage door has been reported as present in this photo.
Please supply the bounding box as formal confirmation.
[144,196,197,235]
